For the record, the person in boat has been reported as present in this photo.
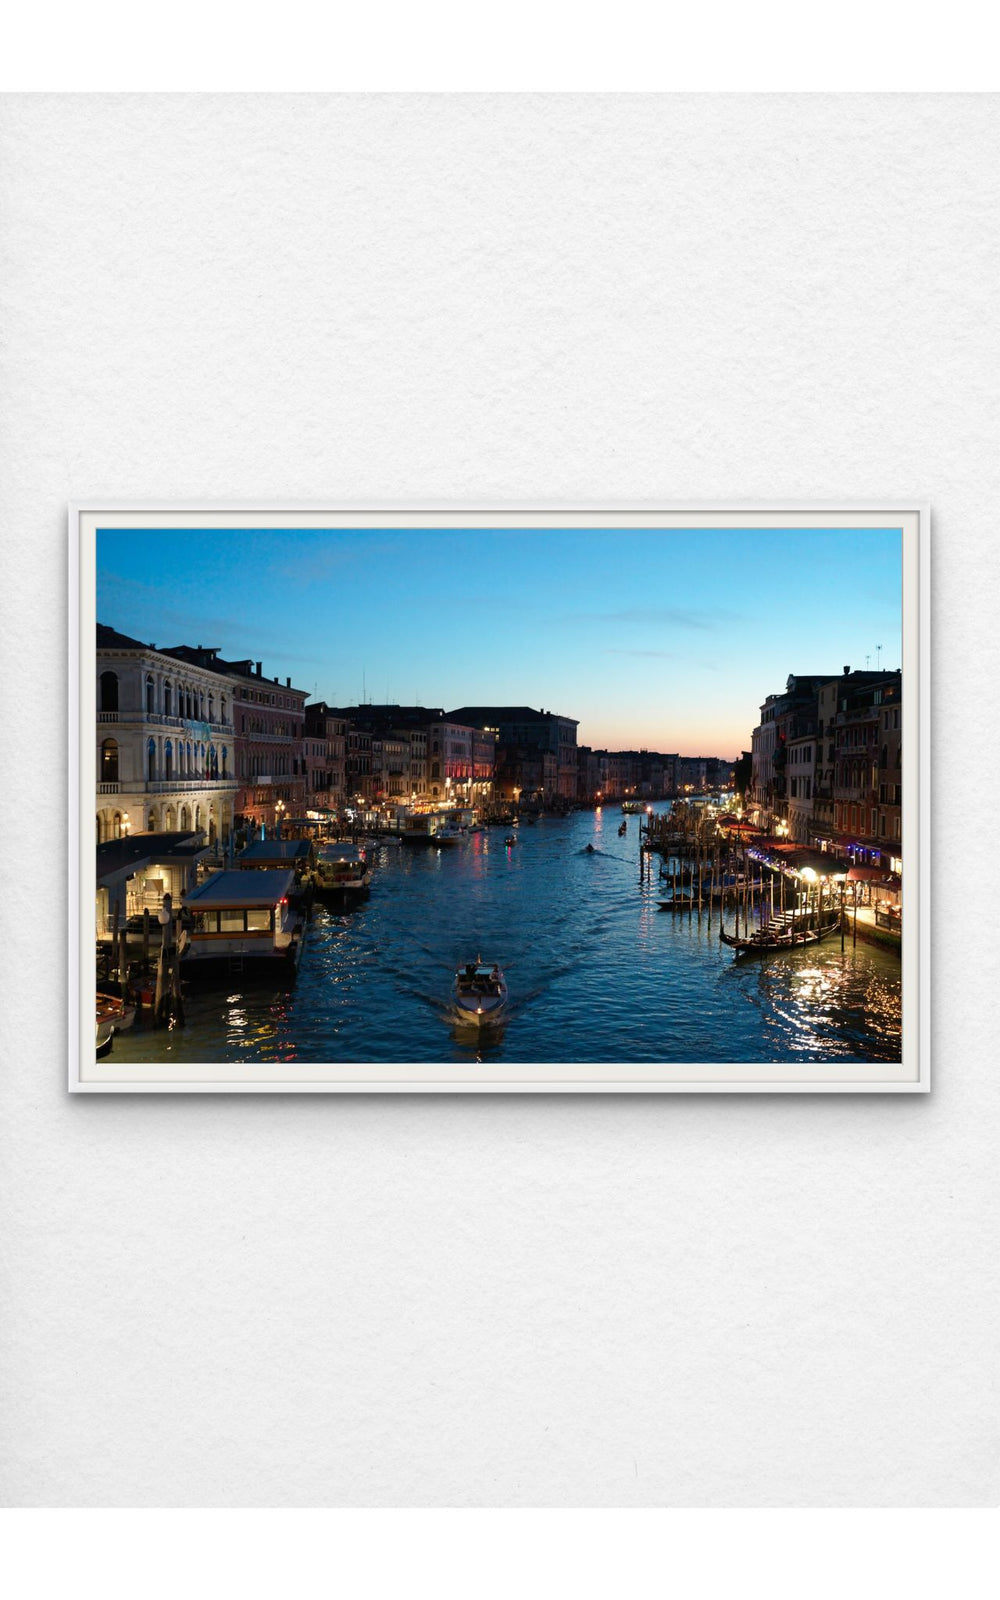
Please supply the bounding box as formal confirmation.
[490,965,499,982]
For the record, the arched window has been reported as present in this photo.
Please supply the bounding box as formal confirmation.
[208,694,215,723]
[220,696,227,723]
[221,746,228,778]
[113,811,123,840]
[179,804,191,832]
[146,674,155,716]
[147,807,159,832]
[164,681,172,715]
[164,740,173,780]
[147,738,156,781]
[99,670,119,712]
[209,744,218,779]
[101,738,119,783]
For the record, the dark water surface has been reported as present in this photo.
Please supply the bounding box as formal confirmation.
[111,806,902,1069]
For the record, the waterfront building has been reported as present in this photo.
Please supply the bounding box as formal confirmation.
[829,669,902,868]
[875,677,902,861]
[96,624,240,845]
[749,674,834,829]
[320,706,444,808]
[345,724,374,810]
[446,706,579,802]
[426,718,497,807]
[303,702,348,816]
[167,648,308,835]
[495,743,557,805]
[785,731,818,843]
[576,746,602,803]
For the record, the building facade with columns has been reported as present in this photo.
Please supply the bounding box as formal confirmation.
[96,625,240,845]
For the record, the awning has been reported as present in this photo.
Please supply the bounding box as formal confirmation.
[846,865,892,883]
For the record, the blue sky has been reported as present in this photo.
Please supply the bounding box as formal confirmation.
[96,526,902,757]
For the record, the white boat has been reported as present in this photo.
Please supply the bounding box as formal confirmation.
[180,869,306,968]
[451,959,509,1026]
[433,824,464,847]
[315,840,373,897]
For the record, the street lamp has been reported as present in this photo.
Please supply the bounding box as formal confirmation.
[275,799,286,838]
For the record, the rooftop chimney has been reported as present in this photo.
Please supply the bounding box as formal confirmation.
[255,662,262,677]
[843,665,851,675]
[286,677,291,688]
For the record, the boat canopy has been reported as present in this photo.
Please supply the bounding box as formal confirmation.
[183,869,295,910]
[237,839,312,865]
[318,842,365,862]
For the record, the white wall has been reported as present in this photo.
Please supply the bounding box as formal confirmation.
[1,94,996,1506]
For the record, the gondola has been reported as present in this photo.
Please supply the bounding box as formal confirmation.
[719,912,842,954]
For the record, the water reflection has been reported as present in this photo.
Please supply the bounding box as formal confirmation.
[111,809,903,1067]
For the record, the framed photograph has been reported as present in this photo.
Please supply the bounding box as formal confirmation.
[71,503,928,1093]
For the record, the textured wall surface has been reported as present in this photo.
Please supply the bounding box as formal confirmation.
[0,94,997,1506]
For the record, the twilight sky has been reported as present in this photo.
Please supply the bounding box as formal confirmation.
[96,525,903,757]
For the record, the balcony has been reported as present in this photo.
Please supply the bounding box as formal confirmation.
[97,781,120,794]
[145,778,239,793]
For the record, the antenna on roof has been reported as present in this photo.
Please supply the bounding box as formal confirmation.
[865,653,870,670]
[876,644,882,670]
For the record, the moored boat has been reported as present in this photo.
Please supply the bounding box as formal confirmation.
[180,869,306,969]
[451,959,509,1026]
[432,824,463,847]
[720,910,842,954]
[314,840,373,898]
[96,990,137,1032]
[95,995,119,1056]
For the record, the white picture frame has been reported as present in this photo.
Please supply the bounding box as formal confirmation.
[71,502,929,1094]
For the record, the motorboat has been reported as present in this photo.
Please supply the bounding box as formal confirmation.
[451,959,509,1026]
[180,869,306,969]
[618,820,627,836]
[433,824,463,847]
[504,835,517,846]
[314,840,373,898]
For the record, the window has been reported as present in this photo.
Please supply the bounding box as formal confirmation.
[101,738,119,782]
[164,740,173,780]
[147,738,157,780]
[146,674,155,715]
[164,680,172,715]
[99,670,119,712]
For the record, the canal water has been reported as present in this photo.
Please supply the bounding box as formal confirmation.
[111,805,903,1069]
